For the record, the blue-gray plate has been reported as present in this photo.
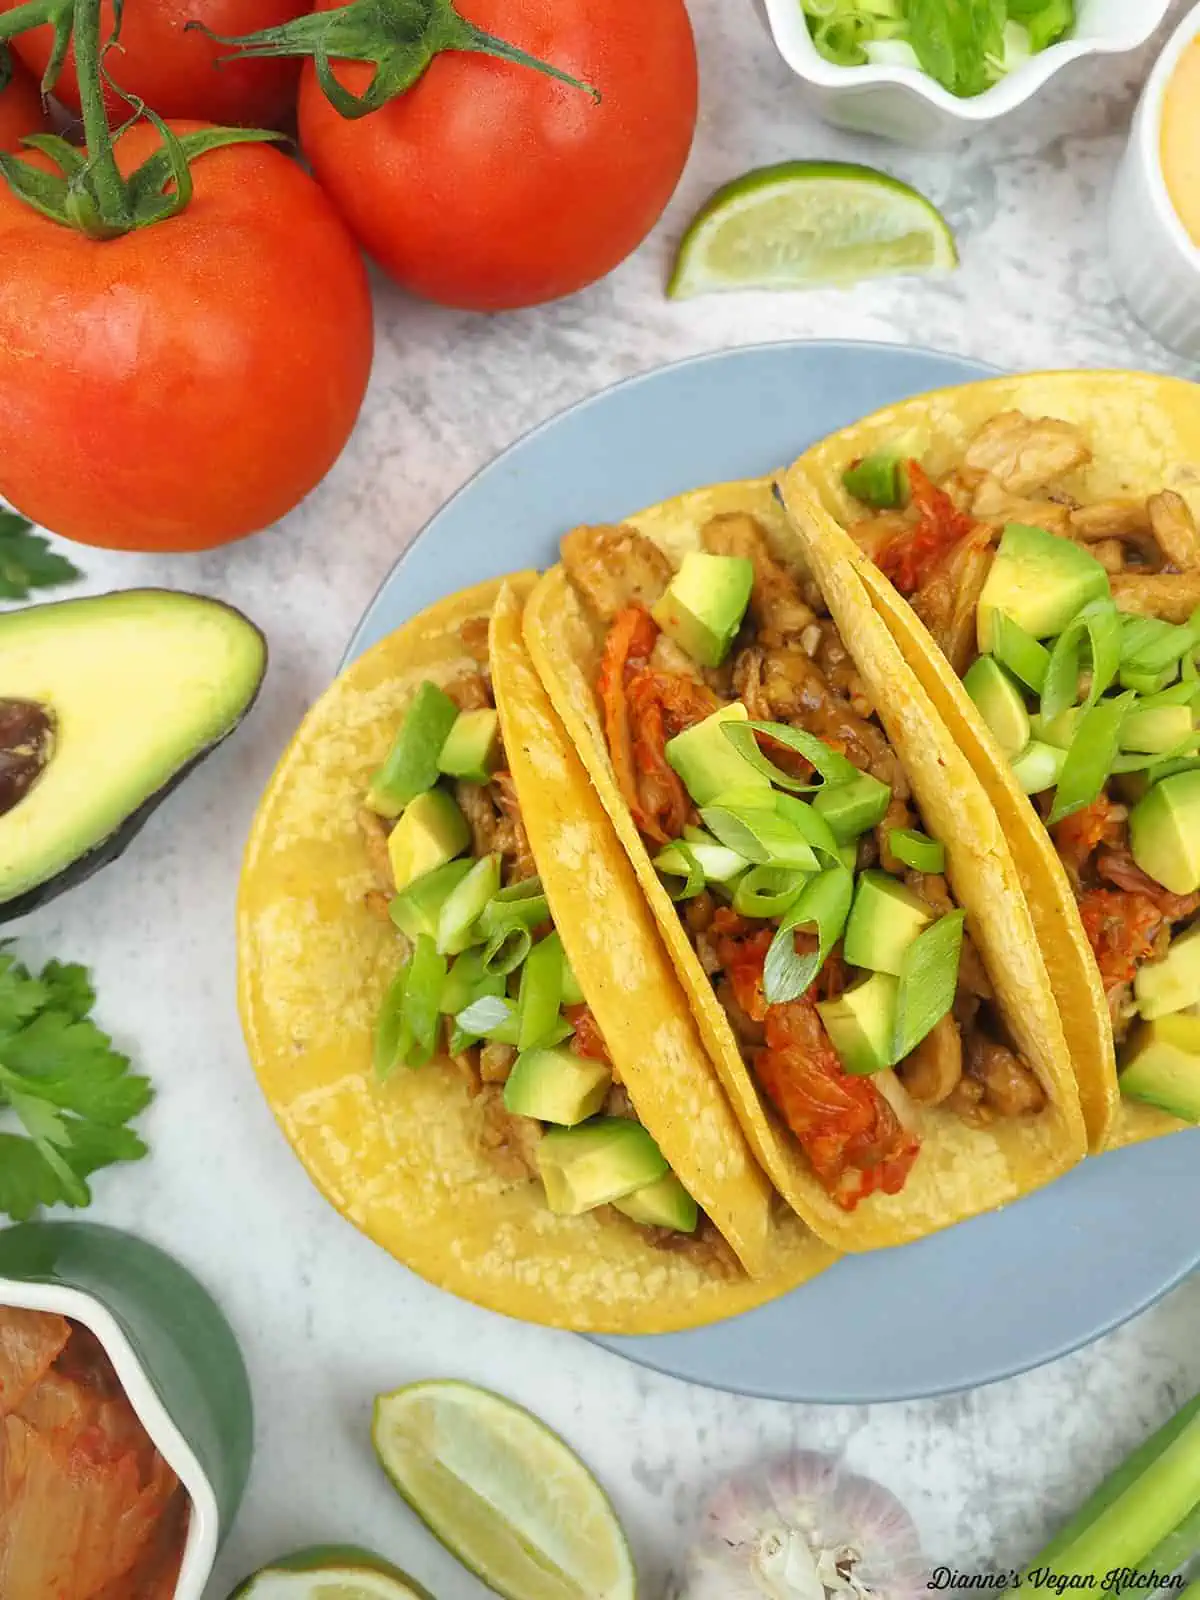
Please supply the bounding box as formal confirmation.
[345,340,1200,1403]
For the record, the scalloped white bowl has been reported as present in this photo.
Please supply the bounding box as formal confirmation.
[761,0,1175,146]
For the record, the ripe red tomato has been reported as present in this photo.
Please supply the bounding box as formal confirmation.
[0,121,374,551]
[297,0,698,310]
[3,0,307,127]
[0,51,49,152]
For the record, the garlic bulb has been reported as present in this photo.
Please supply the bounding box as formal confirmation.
[670,1452,927,1599]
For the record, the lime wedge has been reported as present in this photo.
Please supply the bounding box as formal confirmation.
[372,1380,636,1600]
[229,1545,431,1600]
[667,160,957,298]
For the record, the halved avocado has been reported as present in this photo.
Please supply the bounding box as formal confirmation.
[0,590,266,920]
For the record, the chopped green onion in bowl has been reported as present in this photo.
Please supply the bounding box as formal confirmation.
[800,0,1075,97]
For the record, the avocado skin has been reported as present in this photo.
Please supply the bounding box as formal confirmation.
[0,591,266,924]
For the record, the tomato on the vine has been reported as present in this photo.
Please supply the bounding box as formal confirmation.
[0,49,48,151]
[2,0,308,126]
[0,121,374,551]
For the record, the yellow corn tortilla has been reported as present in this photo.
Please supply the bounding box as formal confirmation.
[782,369,1200,1152]
[525,484,1087,1253]
[238,574,835,1333]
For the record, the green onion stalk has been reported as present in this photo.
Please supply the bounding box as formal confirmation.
[0,0,278,236]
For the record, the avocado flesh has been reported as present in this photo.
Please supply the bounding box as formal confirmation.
[1120,1015,1200,1121]
[613,1172,699,1232]
[503,1046,611,1126]
[0,590,265,917]
[537,1118,669,1215]
[817,972,899,1075]
[964,656,1030,759]
[437,708,501,784]
[1134,922,1200,1020]
[666,704,771,808]
[651,552,753,669]
[387,788,470,893]
[843,870,931,976]
[1129,771,1200,896]
[977,524,1108,652]
[813,772,891,843]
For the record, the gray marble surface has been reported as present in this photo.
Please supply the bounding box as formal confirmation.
[9,1,1200,1594]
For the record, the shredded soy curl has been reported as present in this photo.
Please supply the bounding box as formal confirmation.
[670,1451,927,1599]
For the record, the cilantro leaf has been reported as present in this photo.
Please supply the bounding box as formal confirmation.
[906,0,1006,97]
[0,511,82,601]
[0,951,151,1221]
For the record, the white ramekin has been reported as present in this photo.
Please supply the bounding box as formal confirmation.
[1108,1,1200,361]
[760,0,1174,146]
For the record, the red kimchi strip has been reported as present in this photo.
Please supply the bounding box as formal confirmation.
[878,462,976,595]
[597,605,659,836]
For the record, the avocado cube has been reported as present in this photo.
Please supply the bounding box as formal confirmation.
[537,1118,669,1214]
[368,681,460,819]
[1120,704,1195,755]
[503,1046,611,1127]
[438,708,502,784]
[977,524,1109,653]
[963,655,1031,759]
[613,1172,699,1233]
[389,858,473,943]
[387,787,470,893]
[651,552,754,669]
[666,704,772,808]
[1135,922,1200,1020]
[812,772,891,843]
[1120,1013,1200,1121]
[842,870,932,977]
[1129,771,1200,896]
[817,972,899,1075]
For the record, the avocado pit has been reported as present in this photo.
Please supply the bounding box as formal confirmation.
[0,699,54,816]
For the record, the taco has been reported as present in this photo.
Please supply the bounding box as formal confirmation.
[780,369,1200,1152]
[523,485,1086,1252]
[238,573,836,1333]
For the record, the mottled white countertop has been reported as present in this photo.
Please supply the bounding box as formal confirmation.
[13,0,1200,1593]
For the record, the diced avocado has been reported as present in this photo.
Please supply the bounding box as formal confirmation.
[963,655,1031,759]
[813,772,891,843]
[436,852,501,954]
[537,1118,669,1214]
[651,552,754,669]
[1119,1014,1200,1121]
[977,524,1109,652]
[1011,739,1066,795]
[387,787,470,893]
[842,870,932,977]
[1135,922,1200,1020]
[1120,704,1194,755]
[437,708,501,784]
[612,1172,699,1232]
[1129,770,1200,896]
[389,858,473,943]
[817,972,899,1075]
[1031,706,1083,750]
[0,590,266,922]
[666,704,772,807]
[503,1046,611,1127]
[368,681,459,819]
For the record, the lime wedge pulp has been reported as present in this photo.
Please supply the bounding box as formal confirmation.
[229,1545,431,1600]
[372,1380,636,1600]
[667,160,957,298]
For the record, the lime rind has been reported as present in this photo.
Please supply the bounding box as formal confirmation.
[229,1546,432,1600]
[372,1379,637,1600]
[667,159,958,299]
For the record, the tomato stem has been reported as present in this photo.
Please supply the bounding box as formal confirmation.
[196,0,599,122]
[71,0,130,233]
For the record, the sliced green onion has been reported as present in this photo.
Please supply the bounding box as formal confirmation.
[374,959,412,1081]
[1144,754,1200,785]
[1184,651,1199,684]
[864,38,921,68]
[654,838,706,901]
[1136,681,1200,710]
[991,613,1051,694]
[762,865,854,1006]
[455,993,520,1044]
[400,933,446,1068]
[481,924,533,978]
[1128,1500,1200,1593]
[441,949,506,1016]
[655,835,746,886]
[722,719,860,792]
[700,801,820,871]
[478,891,550,939]
[888,828,945,873]
[1015,0,1076,54]
[774,793,845,863]
[1120,664,1179,696]
[891,911,965,1064]
[1111,737,1200,775]
[1012,739,1066,795]
[812,14,870,65]
[841,451,908,510]
[561,950,585,1007]
[518,934,564,1052]
[732,865,812,919]
[1120,612,1199,678]
[1040,598,1121,719]
[436,852,501,955]
[1049,693,1134,824]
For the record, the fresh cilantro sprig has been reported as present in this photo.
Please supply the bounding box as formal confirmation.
[0,951,152,1221]
[0,512,81,601]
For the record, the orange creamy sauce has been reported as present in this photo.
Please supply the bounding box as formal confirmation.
[1161,37,1200,248]
[0,1307,190,1600]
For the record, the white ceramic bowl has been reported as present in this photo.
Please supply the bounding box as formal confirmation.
[1108,0,1200,360]
[0,1275,221,1600]
[761,0,1175,146]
